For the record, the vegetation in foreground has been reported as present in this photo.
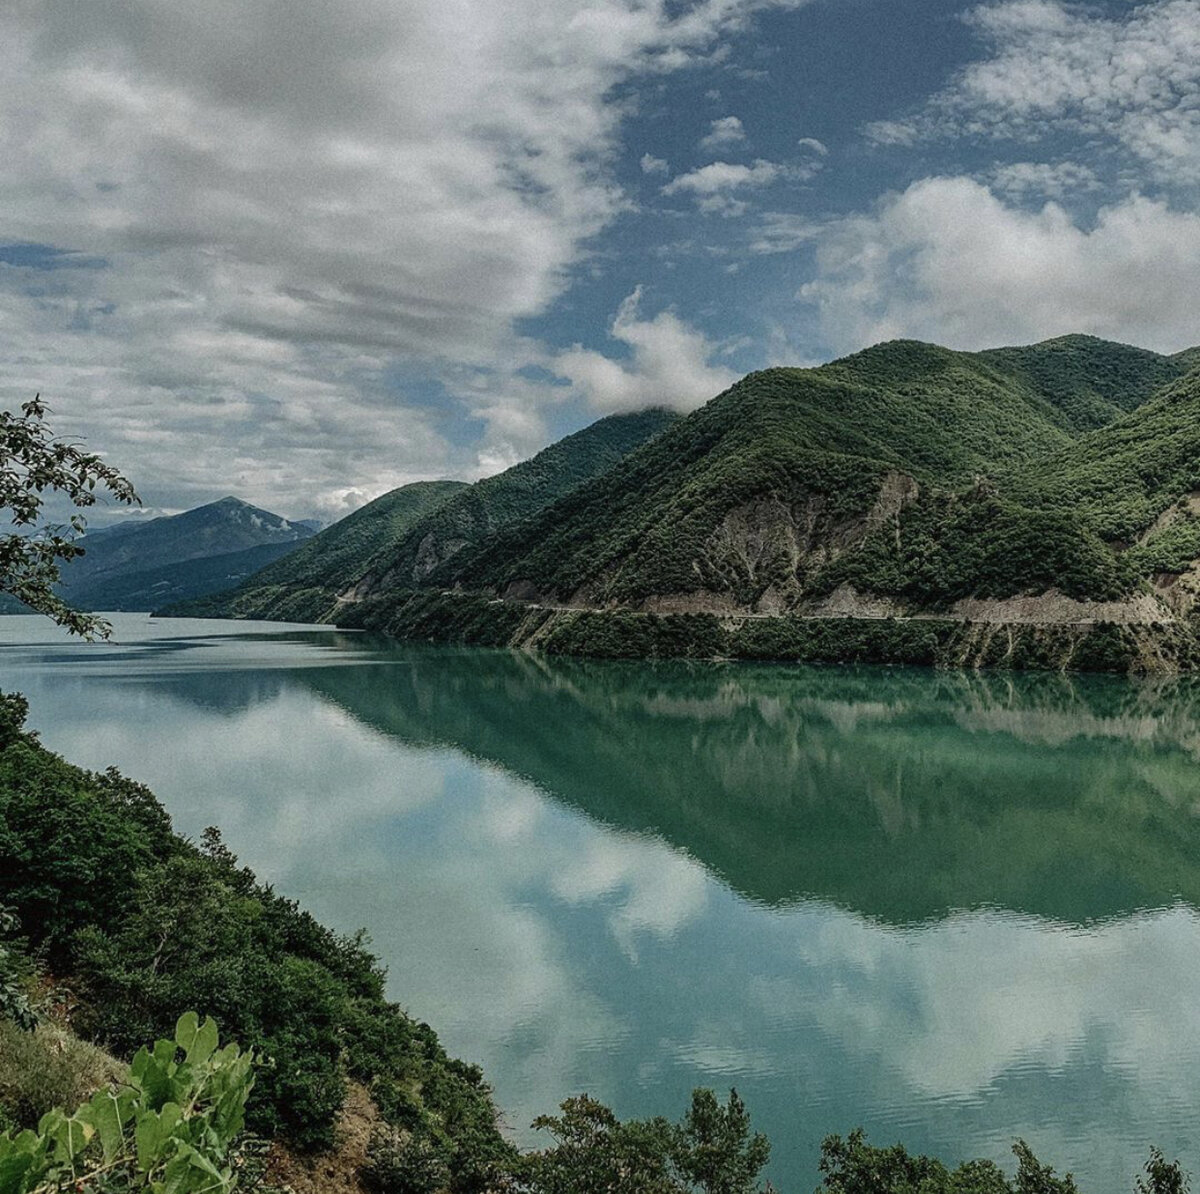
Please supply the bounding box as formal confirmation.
[0,690,512,1187]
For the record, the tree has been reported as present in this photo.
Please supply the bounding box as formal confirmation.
[672,1089,770,1194]
[0,394,137,637]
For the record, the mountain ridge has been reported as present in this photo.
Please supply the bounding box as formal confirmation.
[45,496,316,613]
[173,334,1200,671]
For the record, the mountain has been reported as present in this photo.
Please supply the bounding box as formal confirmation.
[336,335,1200,672]
[165,480,468,622]
[52,496,316,612]
[167,407,680,622]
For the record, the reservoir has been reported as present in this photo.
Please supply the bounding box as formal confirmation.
[2,614,1199,1192]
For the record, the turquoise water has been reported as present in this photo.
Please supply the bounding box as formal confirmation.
[3,614,1200,1191]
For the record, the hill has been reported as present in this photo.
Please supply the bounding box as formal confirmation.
[164,480,467,622]
[169,407,680,622]
[46,496,316,612]
[337,336,1200,672]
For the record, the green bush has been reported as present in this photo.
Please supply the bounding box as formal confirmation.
[362,1128,449,1194]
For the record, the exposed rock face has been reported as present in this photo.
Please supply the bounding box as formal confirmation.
[950,590,1173,626]
[686,471,922,614]
[412,533,469,583]
[1155,563,1200,619]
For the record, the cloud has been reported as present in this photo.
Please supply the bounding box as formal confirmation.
[553,286,738,412]
[748,211,820,254]
[0,0,806,518]
[870,0,1200,186]
[699,115,747,150]
[641,153,670,175]
[662,158,785,214]
[986,160,1100,200]
[797,136,828,156]
[801,176,1200,356]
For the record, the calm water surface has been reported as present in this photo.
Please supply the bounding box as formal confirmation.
[3,614,1200,1192]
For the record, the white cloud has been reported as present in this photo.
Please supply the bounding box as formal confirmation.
[699,115,747,150]
[641,153,670,175]
[801,176,1200,356]
[662,158,786,214]
[987,160,1100,200]
[0,0,806,518]
[553,286,738,412]
[748,211,820,255]
[797,136,828,155]
[873,0,1200,185]
[664,158,782,195]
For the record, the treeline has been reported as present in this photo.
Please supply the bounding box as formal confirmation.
[0,693,1190,1193]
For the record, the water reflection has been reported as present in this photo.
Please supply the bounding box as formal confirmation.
[2,616,1199,1192]
[296,647,1200,924]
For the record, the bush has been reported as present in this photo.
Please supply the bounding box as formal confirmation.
[362,1127,450,1194]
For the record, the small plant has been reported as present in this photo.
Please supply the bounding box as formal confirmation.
[0,1012,255,1193]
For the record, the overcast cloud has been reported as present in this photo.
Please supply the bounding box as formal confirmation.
[2,0,1199,518]
[0,0,800,516]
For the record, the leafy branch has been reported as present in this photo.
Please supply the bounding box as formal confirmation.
[0,396,138,639]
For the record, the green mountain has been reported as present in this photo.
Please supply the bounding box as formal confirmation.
[338,336,1200,671]
[52,496,315,612]
[170,407,680,622]
[164,479,467,622]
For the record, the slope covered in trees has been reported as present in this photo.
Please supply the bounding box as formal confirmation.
[170,334,1200,671]
[348,338,1198,627]
[170,408,679,623]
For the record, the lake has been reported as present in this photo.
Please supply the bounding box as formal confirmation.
[2,613,1199,1192]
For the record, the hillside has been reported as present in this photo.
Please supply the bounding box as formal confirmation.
[51,496,316,611]
[170,407,679,622]
[165,480,467,622]
[372,338,1184,607]
[337,335,1200,672]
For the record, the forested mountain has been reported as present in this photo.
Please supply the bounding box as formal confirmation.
[360,337,1192,609]
[168,407,679,622]
[46,496,315,612]
[173,335,1200,671]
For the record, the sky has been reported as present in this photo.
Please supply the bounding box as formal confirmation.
[3,0,1200,523]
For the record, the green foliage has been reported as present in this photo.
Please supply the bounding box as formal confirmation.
[362,1128,449,1194]
[811,490,1131,606]
[0,701,511,1171]
[0,911,35,1035]
[816,1129,1079,1194]
[515,1089,770,1194]
[1137,1149,1190,1194]
[172,409,677,624]
[335,337,1200,668]
[1007,372,1200,544]
[0,1012,253,1194]
[977,334,1182,431]
[0,395,138,637]
[0,1020,126,1133]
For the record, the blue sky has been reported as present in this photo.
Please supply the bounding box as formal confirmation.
[2,0,1200,521]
